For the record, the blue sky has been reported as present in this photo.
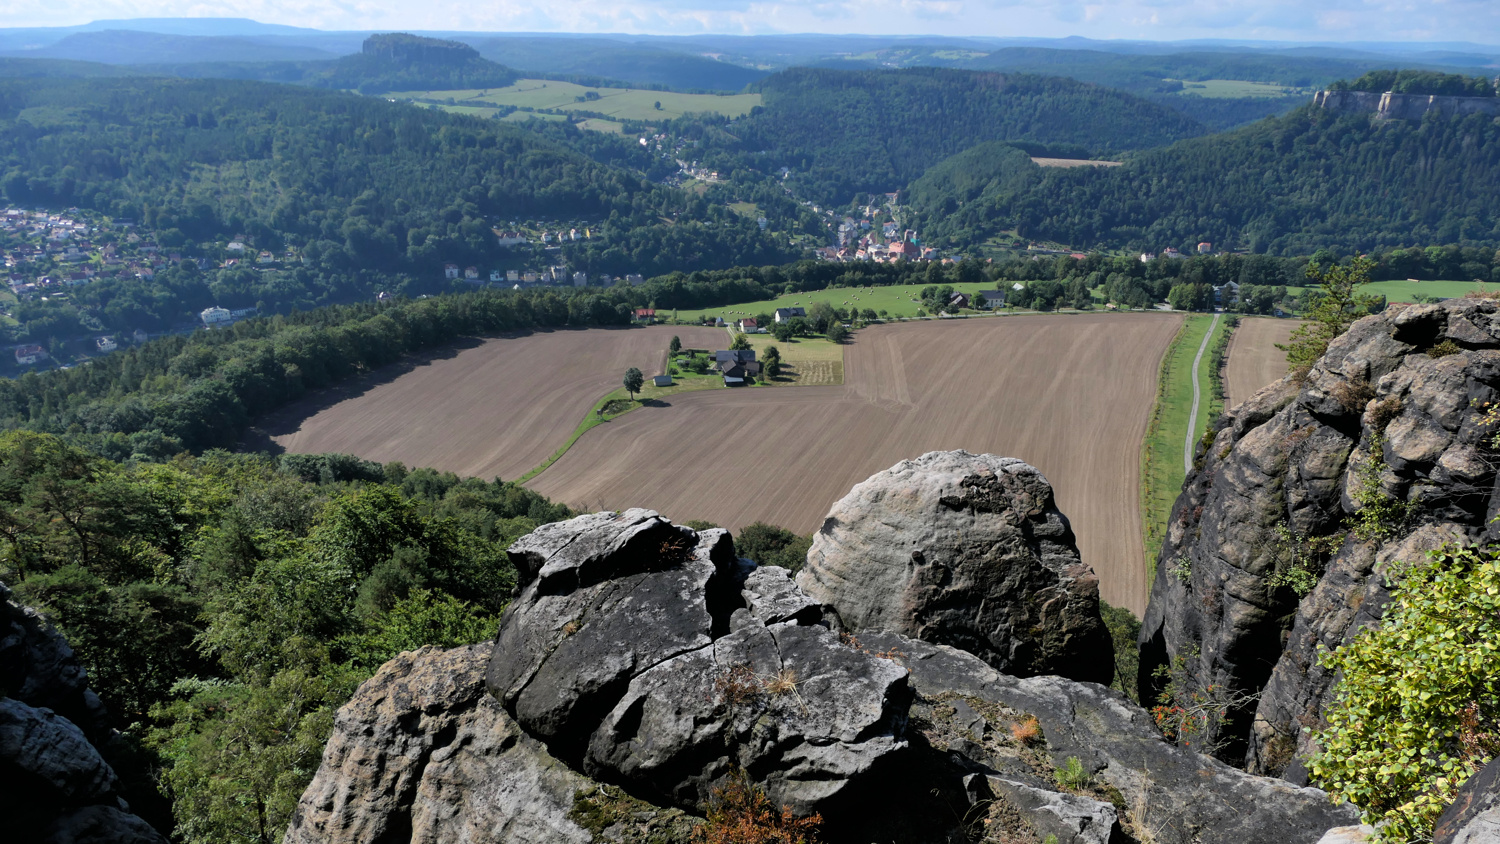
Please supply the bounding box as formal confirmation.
[5,0,1500,45]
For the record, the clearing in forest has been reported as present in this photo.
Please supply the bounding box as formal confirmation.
[259,325,725,483]
[528,314,1182,614]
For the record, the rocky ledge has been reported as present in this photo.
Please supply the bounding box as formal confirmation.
[286,453,1358,844]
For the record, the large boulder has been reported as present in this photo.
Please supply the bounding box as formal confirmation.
[486,509,911,817]
[283,643,701,844]
[0,581,167,844]
[1138,300,1500,773]
[1434,756,1500,844]
[861,630,1361,844]
[796,451,1113,685]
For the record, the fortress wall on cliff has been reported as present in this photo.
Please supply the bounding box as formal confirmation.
[1315,88,1500,119]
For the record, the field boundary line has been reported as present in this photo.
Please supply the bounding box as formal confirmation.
[1184,313,1221,474]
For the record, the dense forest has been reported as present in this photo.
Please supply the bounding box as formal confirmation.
[0,76,795,325]
[1333,69,1497,97]
[906,104,1500,254]
[0,430,574,842]
[730,67,1207,205]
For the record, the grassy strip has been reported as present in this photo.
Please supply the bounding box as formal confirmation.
[516,369,729,484]
[1139,314,1228,579]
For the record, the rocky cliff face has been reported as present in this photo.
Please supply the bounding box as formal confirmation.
[1,581,168,844]
[1139,299,1500,773]
[1314,89,1500,120]
[288,465,1358,844]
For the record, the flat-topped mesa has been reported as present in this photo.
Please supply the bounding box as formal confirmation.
[1313,89,1500,120]
[796,451,1114,685]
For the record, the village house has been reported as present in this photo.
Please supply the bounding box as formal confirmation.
[491,270,505,282]
[977,290,1006,309]
[737,318,758,333]
[1198,242,1213,254]
[947,292,972,310]
[573,272,589,287]
[14,344,47,365]
[96,336,117,353]
[464,266,480,280]
[715,349,761,385]
[200,306,232,326]
[774,307,807,324]
[634,308,657,322]
[443,263,461,280]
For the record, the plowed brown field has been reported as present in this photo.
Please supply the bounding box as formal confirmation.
[263,325,725,483]
[528,314,1181,612]
[1225,318,1299,408]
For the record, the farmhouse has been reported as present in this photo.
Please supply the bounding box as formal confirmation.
[774,307,807,323]
[737,318,758,333]
[634,308,657,322]
[715,349,762,384]
[948,292,972,310]
[200,306,232,326]
[14,344,47,365]
[977,290,1006,309]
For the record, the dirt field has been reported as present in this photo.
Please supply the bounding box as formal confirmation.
[261,325,724,483]
[528,314,1182,613]
[1225,318,1299,408]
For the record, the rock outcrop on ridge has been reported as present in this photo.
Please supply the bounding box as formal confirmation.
[797,451,1113,685]
[1138,299,1500,774]
[288,489,1359,844]
[1,581,168,844]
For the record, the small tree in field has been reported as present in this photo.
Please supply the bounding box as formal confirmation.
[729,333,752,352]
[1279,256,1382,380]
[826,323,849,344]
[623,367,644,400]
[669,336,681,355]
[770,322,795,342]
[763,346,782,378]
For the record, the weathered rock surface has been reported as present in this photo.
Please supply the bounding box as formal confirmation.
[289,506,1365,844]
[1139,300,1500,771]
[1435,756,1500,844]
[797,451,1113,685]
[487,509,911,816]
[0,581,167,844]
[865,631,1361,844]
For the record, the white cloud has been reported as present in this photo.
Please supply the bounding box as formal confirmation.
[4,0,1499,44]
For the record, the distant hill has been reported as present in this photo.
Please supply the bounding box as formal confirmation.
[468,37,765,92]
[314,33,518,93]
[906,101,1500,254]
[0,30,338,64]
[0,57,135,78]
[730,67,1206,205]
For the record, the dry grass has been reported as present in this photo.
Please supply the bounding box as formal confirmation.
[1010,716,1042,747]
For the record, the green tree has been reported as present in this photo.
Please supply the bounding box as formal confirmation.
[770,321,795,342]
[763,345,782,378]
[1311,544,1500,842]
[729,333,753,352]
[1278,256,1382,379]
[669,335,681,355]
[826,323,850,344]
[623,367,644,400]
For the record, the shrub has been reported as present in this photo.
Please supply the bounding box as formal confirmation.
[694,770,824,844]
[1311,544,1500,843]
[1056,756,1091,791]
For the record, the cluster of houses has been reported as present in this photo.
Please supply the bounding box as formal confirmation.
[1140,243,1215,262]
[1,208,172,299]
[444,262,645,289]
[492,227,590,248]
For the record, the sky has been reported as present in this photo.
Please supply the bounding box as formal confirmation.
[4,0,1500,45]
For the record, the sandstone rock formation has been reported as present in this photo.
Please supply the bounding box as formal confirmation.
[1,581,168,844]
[1138,300,1500,773]
[289,503,1359,844]
[1314,89,1500,120]
[1435,756,1500,844]
[486,509,910,816]
[797,451,1113,685]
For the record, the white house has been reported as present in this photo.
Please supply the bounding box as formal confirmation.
[96,336,117,352]
[200,306,232,326]
[14,344,47,365]
[443,263,460,280]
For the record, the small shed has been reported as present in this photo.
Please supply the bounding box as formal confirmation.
[723,376,745,387]
[653,375,673,387]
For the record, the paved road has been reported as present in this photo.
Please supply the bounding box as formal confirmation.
[1185,313,1222,474]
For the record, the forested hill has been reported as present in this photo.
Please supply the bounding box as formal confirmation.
[908,103,1500,254]
[0,77,790,278]
[730,67,1206,205]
